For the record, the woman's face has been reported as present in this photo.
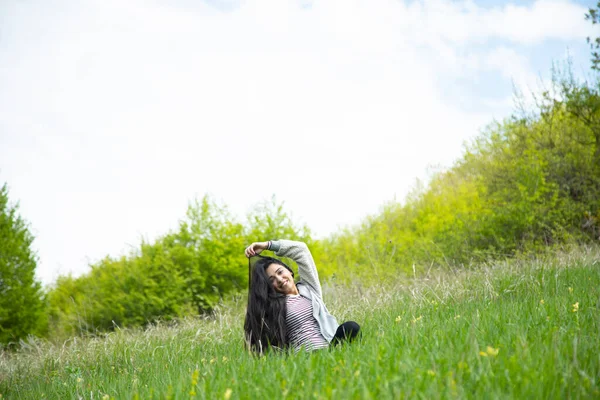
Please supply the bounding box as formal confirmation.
[265,263,295,295]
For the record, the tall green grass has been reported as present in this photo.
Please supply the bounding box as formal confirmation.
[1,247,599,399]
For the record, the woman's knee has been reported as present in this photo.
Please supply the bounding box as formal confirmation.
[342,321,360,338]
[334,321,361,343]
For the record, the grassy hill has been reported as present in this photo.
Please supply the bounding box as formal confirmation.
[1,246,599,399]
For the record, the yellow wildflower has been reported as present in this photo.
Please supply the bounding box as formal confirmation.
[102,395,109,400]
[76,377,82,383]
[395,316,402,323]
[568,287,573,293]
[191,369,199,386]
[454,315,461,320]
[539,299,544,305]
[354,370,360,377]
[572,302,579,312]
[222,356,228,363]
[486,346,499,356]
[479,351,488,357]
[224,388,232,400]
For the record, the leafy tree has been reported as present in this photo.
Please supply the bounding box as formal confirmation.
[163,195,247,313]
[0,183,46,344]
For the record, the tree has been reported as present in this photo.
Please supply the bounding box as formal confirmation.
[586,2,600,71]
[0,183,46,345]
[164,195,247,313]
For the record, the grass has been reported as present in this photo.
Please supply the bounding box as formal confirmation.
[1,247,599,399]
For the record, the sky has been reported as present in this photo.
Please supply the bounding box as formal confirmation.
[0,0,597,286]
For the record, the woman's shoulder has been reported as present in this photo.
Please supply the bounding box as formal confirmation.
[296,282,314,298]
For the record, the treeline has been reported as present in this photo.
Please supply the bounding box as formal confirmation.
[317,69,600,280]
[46,196,313,338]
[11,68,598,342]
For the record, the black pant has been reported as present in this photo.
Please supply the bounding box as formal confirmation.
[331,321,361,345]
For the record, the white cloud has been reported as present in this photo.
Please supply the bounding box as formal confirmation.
[484,46,538,88]
[402,0,592,46]
[0,0,592,285]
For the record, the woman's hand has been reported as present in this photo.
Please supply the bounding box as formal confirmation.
[245,241,269,258]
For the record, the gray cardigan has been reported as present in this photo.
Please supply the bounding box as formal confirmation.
[269,240,339,343]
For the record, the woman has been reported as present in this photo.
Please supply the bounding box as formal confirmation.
[244,239,360,353]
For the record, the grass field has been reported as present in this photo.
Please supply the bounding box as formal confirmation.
[1,247,599,399]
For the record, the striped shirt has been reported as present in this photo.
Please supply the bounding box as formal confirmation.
[286,294,329,352]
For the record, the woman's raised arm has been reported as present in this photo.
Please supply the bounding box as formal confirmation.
[271,240,322,298]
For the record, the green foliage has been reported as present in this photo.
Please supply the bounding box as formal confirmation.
[48,243,192,336]
[162,196,247,313]
[0,183,46,345]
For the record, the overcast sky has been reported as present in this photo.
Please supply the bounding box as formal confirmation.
[0,0,596,286]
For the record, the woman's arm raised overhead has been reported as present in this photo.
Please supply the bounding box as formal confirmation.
[270,240,322,298]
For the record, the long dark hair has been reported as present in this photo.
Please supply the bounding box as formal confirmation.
[244,256,294,353]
